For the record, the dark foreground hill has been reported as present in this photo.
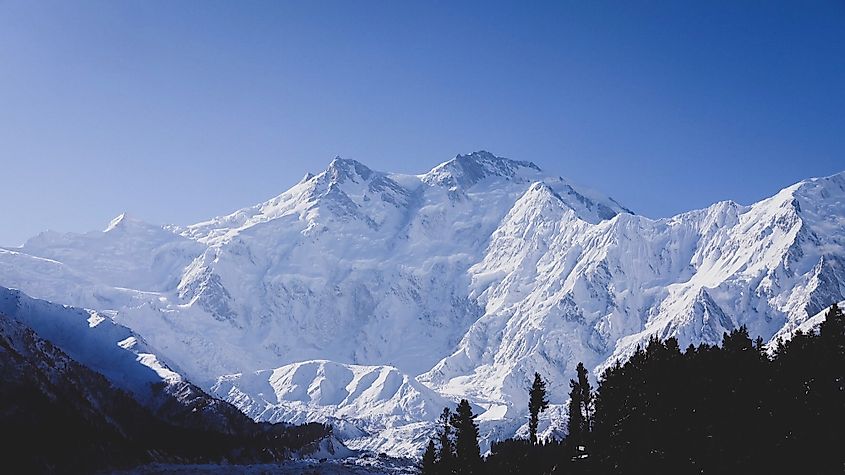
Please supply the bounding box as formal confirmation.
[0,314,330,474]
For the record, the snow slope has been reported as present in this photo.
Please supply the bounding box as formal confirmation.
[422,171,845,409]
[1,151,842,456]
[212,360,455,455]
[0,285,182,401]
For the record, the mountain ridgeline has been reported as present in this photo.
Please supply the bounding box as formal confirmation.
[1,151,844,455]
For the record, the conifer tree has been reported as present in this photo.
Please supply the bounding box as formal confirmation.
[567,362,593,457]
[450,399,481,474]
[436,407,455,474]
[528,372,549,445]
[420,439,437,475]
[567,373,584,445]
[819,304,845,350]
[577,362,593,435]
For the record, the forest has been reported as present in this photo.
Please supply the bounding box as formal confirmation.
[421,305,845,474]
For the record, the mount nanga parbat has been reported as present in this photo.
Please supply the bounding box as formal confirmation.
[1,151,843,456]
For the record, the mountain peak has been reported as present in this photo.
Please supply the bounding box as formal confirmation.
[527,180,555,194]
[104,212,138,232]
[752,169,845,223]
[102,213,169,238]
[325,157,373,183]
[460,150,540,168]
[798,169,845,192]
[423,150,542,188]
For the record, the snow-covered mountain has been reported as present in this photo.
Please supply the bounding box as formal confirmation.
[1,151,843,456]
[422,171,845,409]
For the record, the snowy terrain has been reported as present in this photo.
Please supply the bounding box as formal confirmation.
[1,151,843,456]
[0,285,321,437]
[0,285,183,401]
[212,360,455,455]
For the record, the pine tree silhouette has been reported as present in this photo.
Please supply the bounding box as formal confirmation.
[566,361,592,461]
[450,399,481,474]
[528,372,549,445]
[435,407,455,474]
[420,439,437,475]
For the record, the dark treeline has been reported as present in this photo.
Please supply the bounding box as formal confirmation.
[421,304,845,474]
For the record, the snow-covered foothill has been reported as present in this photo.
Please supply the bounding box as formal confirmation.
[212,360,456,455]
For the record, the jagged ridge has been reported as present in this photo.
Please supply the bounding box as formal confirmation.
[0,152,842,457]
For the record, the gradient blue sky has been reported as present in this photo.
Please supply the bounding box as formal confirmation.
[1,1,843,245]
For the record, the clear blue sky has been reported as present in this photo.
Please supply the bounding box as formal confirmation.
[1,1,843,245]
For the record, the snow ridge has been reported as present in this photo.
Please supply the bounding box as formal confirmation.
[0,153,843,456]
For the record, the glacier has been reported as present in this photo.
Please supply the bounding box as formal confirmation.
[1,150,843,456]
